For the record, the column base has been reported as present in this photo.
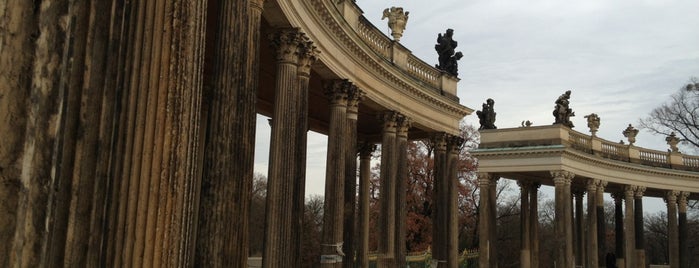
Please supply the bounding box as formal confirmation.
[635,250,646,268]
[616,258,624,268]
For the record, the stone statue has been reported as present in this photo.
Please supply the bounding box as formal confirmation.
[435,29,462,77]
[381,7,409,42]
[666,132,680,152]
[476,98,497,130]
[553,90,575,128]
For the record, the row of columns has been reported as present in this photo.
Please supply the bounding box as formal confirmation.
[478,171,693,268]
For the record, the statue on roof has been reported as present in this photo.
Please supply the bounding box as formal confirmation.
[435,29,462,77]
[553,90,575,128]
[477,98,497,130]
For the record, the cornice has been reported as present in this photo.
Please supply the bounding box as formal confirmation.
[281,0,472,120]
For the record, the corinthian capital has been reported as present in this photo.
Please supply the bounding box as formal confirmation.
[396,115,411,138]
[324,79,351,106]
[378,111,400,133]
[550,170,574,185]
[269,28,307,64]
[346,87,364,117]
[297,40,320,77]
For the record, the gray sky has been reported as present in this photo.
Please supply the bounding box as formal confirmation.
[255,0,699,210]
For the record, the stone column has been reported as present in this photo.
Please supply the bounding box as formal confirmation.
[551,170,574,268]
[104,1,208,267]
[261,28,304,268]
[377,111,399,268]
[587,179,599,268]
[321,80,352,268]
[431,133,448,267]
[667,190,680,268]
[342,85,363,268]
[477,173,493,268]
[394,115,411,268]
[623,186,636,268]
[596,181,607,266]
[489,175,499,268]
[574,189,584,267]
[446,136,464,268]
[634,187,646,267]
[678,192,689,268]
[612,192,625,268]
[357,142,376,268]
[530,183,541,268]
[195,1,266,264]
[293,40,320,267]
[520,181,532,268]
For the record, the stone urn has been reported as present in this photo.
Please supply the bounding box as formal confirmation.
[622,124,639,145]
[382,7,409,42]
[666,132,680,152]
[584,113,600,136]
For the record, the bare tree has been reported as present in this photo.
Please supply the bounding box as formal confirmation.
[640,77,699,149]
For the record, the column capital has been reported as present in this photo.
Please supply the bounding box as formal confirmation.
[477,173,495,187]
[624,185,638,199]
[324,79,351,106]
[551,170,574,185]
[396,115,411,138]
[634,186,647,198]
[586,179,599,192]
[297,40,320,78]
[665,190,680,204]
[517,180,532,189]
[378,110,400,133]
[431,132,447,152]
[358,141,377,159]
[269,28,306,64]
[678,191,689,213]
[596,180,608,191]
[611,191,624,203]
[572,188,585,197]
[446,135,464,155]
[346,87,364,119]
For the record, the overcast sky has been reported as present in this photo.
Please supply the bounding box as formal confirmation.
[255,0,699,210]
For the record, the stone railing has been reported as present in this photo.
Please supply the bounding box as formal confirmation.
[356,16,391,59]
[350,5,459,98]
[479,125,699,172]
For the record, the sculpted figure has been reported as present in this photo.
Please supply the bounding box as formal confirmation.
[476,98,497,130]
[435,29,462,76]
[553,90,575,128]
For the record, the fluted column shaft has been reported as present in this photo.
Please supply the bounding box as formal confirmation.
[520,182,532,268]
[489,175,499,267]
[552,170,574,268]
[477,173,493,268]
[574,190,584,267]
[529,183,541,268]
[634,187,646,267]
[446,136,464,268]
[293,40,319,267]
[196,1,263,267]
[321,80,351,268]
[623,186,636,268]
[394,116,411,268]
[667,191,679,268]
[343,88,363,268]
[586,180,599,268]
[596,182,607,266]
[432,133,448,267]
[262,28,304,268]
[612,192,625,268]
[377,111,399,268]
[357,143,376,268]
[678,192,689,268]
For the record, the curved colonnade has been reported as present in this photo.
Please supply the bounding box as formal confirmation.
[472,125,699,268]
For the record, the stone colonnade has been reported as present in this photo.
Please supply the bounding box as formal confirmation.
[478,171,693,268]
[0,1,467,267]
